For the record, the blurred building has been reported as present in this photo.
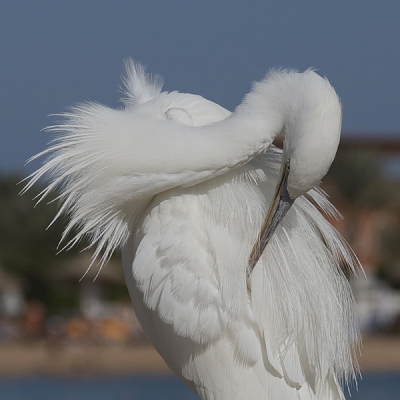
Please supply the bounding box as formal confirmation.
[0,266,24,318]
[56,251,126,319]
[54,251,145,343]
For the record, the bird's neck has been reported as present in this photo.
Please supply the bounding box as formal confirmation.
[156,110,282,191]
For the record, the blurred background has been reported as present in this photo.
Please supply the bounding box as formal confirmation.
[1,1,400,399]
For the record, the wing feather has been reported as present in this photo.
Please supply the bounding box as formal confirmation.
[133,193,228,344]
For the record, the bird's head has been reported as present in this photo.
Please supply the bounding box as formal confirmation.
[282,72,342,199]
[248,70,342,273]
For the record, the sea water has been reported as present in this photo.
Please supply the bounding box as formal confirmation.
[0,373,398,400]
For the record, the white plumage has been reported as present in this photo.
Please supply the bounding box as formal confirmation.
[24,60,360,399]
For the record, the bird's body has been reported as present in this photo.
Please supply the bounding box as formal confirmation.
[25,61,359,399]
[122,154,356,400]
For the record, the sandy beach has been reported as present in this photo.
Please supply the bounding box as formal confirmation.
[0,341,170,376]
[357,335,400,372]
[0,335,399,377]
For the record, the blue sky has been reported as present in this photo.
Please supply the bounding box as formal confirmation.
[1,1,400,173]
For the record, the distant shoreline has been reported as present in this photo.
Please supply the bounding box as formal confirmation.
[0,335,399,376]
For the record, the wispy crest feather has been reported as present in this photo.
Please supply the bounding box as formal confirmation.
[120,59,164,107]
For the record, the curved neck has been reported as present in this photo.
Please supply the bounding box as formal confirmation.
[133,111,281,194]
[123,70,341,196]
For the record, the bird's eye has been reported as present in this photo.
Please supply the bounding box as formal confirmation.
[165,108,193,126]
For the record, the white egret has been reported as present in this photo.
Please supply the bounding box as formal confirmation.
[24,60,360,399]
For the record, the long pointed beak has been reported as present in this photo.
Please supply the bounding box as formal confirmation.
[247,161,294,276]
